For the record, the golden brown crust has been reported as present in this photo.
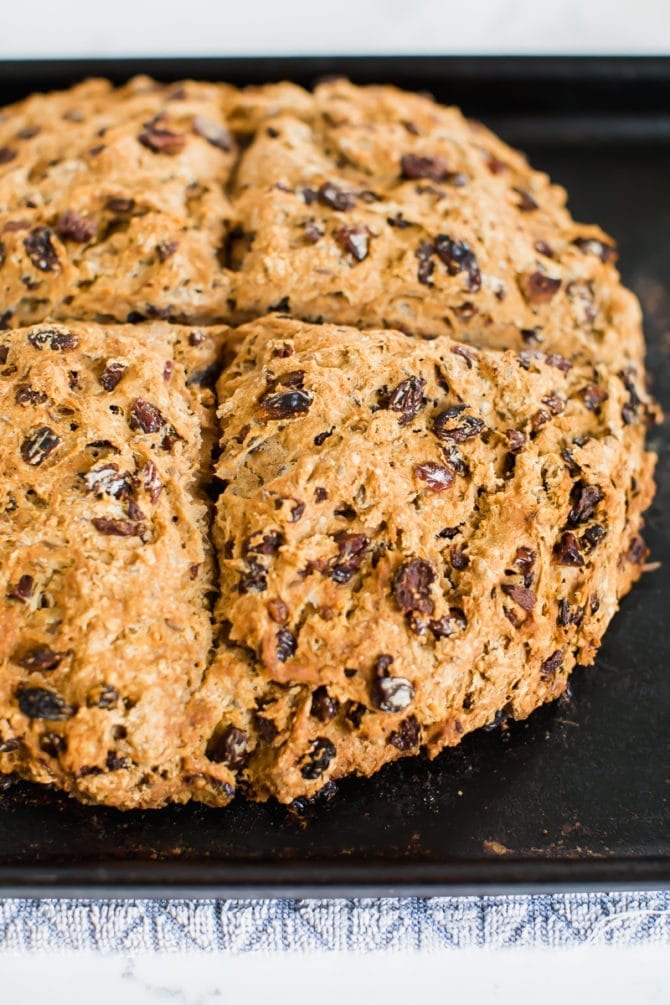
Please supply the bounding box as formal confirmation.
[197,316,656,804]
[0,77,659,810]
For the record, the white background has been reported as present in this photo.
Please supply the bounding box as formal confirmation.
[1,0,668,999]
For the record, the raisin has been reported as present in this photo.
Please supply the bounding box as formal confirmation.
[192,115,232,151]
[430,607,467,638]
[451,345,478,368]
[40,733,66,757]
[91,516,142,537]
[554,532,585,566]
[17,687,74,721]
[515,188,538,211]
[388,212,411,228]
[513,546,536,580]
[303,220,324,244]
[416,241,435,285]
[83,463,133,499]
[506,429,527,453]
[56,209,97,243]
[372,675,415,713]
[106,196,135,214]
[15,384,47,406]
[328,532,369,583]
[156,240,179,262]
[583,525,606,550]
[542,392,565,415]
[7,574,34,602]
[531,408,551,432]
[311,686,339,722]
[581,384,609,412]
[335,225,369,261]
[290,501,305,522]
[315,487,328,502]
[568,482,604,526]
[432,407,484,443]
[388,715,421,751]
[540,650,564,680]
[255,715,278,743]
[318,181,355,211]
[96,685,119,709]
[400,153,451,182]
[239,560,267,593]
[415,462,454,492]
[245,530,284,556]
[545,353,573,373]
[501,584,536,611]
[0,146,17,164]
[207,724,248,768]
[626,535,649,565]
[376,376,426,426]
[393,558,435,615]
[141,461,163,503]
[106,751,129,771]
[16,645,63,671]
[345,701,366,728]
[129,398,165,434]
[450,544,469,570]
[436,525,461,540]
[314,428,334,446]
[20,426,61,466]
[573,237,617,263]
[27,327,77,351]
[138,121,186,154]
[562,448,581,477]
[520,271,561,304]
[276,627,297,662]
[434,234,481,291]
[24,227,59,271]
[258,388,312,421]
[300,738,336,779]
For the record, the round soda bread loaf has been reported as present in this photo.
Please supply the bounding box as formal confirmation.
[0,321,237,808]
[196,316,656,805]
[0,77,660,809]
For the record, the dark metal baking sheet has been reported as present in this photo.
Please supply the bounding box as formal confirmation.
[0,57,667,897]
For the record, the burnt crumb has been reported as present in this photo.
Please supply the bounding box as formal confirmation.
[318,181,356,211]
[258,388,312,421]
[27,327,78,351]
[434,234,481,292]
[24,227,60,272]
[506,429,527,453]
[20,426,61,466]
[15,384,47,406]
[626,534,649,565]
[328,532,369,583]
[40,732,66,757]
[393,558,435,615]
[138,120,186,154]
[540,649,564,680]
[17,686,74,721]
[520,271,561,304]
[581,384,609,412]
[7,574,34,603]
[501,584,536,612]
[276,627,297,662]
[311,686,339,722]
[568,482,604,526]
[388,715,421,751]
[314,427,334,446]
[300,737,336,779]
[239,559,268,594]
[345,701,366,728]
[56,209,97,243]
[376,375,426,426]
[432,406,484,443]
[192,115,232,151]
[573,236,617,263]
[14,645,63,674]
[91,516,143,537]
[206,724,248,769]
[335,225,369,261]
[554,532,585,567]
[415,461,454,492]
[416,241,435,285]
[244,530,284,556]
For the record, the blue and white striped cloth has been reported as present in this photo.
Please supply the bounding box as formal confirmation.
[0,892,669,952]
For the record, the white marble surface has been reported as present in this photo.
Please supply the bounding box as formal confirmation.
[0,0,669,57]
[0,946,668,1002]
